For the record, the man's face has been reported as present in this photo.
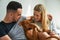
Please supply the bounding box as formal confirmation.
[13,8,22,22]
[34,10,41,22]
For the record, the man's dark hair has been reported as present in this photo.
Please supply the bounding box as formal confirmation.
[7,1,22,11]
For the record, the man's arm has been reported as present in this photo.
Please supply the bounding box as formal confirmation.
[0,35,11,40]
[50,20,60,35]
[0,26,12,40]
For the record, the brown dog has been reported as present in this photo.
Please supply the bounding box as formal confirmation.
[19,20,39,40]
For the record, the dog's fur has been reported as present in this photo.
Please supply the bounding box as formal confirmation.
[18,15,60,40]
[19,20,39,40]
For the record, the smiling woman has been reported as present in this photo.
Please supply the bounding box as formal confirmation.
[19,3,60,40]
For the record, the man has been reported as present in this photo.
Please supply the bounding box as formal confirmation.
[0,1,27,40]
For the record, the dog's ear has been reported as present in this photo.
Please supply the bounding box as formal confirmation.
[18,20,31,29]
[19,20,36,29]
[18,20,24,26]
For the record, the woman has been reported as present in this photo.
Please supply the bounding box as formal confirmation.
[19,4,60,40]
[32,4,60,40]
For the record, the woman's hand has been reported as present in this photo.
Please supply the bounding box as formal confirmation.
[38,32,50,40]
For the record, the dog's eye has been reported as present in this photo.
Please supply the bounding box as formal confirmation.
[27,28,32,30]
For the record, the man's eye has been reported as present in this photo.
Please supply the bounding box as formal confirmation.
[18,14,21,16]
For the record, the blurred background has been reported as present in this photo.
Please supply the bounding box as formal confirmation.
[0,0,60,29]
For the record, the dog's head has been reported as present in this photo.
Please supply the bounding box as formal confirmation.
[19,20,36,30]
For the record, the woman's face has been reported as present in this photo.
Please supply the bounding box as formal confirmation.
[34,10,41,22]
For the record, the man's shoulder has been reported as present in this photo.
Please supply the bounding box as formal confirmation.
[0,21,2,23]
[17,16,26,23]
[0,21,4,26]
[20,16,26,20]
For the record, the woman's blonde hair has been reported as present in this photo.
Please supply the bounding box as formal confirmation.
[34,4,49,31]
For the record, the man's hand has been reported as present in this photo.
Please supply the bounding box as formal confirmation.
[0,35,11,40]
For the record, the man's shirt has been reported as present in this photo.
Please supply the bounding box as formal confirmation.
[0,17,27,40]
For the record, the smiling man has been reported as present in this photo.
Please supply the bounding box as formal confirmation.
[0,1,27,40]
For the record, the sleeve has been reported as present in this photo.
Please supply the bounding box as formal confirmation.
[13,24,27,40]
[0,27,7,37]
[17,16,26,23]
[50,20,60,36]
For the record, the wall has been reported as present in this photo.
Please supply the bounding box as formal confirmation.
[44,0,60,28]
